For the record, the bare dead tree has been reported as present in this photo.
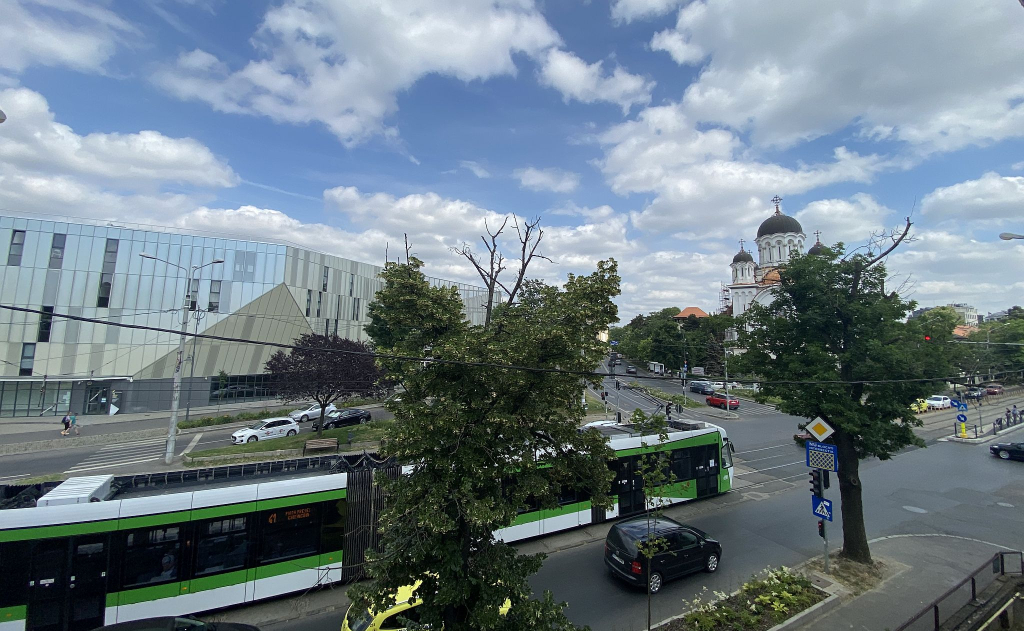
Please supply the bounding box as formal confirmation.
[451,217,509,327]
[495,216,552,307]
[404,234,412,264]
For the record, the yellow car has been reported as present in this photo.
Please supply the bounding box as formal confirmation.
[342,581,510,631]
[910,399,929,414]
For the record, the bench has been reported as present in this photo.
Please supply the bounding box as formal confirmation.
[303,438,339,456]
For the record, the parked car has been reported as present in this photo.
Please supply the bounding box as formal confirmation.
[964,388,986,400]
[688,380,711,393]
[312,408,372,431]
[793,429,814,444]
[910,398,929,414]
[342,580,510,631]
[985,384,1005,395]
[93,616,260,631]
[604,516,721,594]
[288,403,337,422]
[706,392,739,410]
[626,365,637,375]
[989,442,1024,461]
[231,417,299,444]
[925,395,951,410]
[711,381,725,390]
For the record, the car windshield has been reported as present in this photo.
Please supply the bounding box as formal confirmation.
[246,421,265,430]
[608,526,639,557]
[346,608,375,631]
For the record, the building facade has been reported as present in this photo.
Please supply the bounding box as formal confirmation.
[0,214,489,417]
[947,303,979,327]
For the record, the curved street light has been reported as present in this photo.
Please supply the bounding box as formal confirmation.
[139,252,225,464]
[999,233,1024,240]
[0,107,7,124]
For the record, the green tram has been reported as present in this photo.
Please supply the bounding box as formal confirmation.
[0,419,733,631]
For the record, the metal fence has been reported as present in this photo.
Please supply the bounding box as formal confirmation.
[894,551,1024,631]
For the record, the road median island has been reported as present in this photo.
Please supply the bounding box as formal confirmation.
[652,567,831,631]
[182,420,391,466]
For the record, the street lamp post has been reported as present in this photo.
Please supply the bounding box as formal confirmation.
[998,233,1024,240]
[140,253,223,464]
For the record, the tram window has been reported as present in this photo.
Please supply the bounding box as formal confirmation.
[122,526,181,587]
[195,517,249,576]
[259,504,320,563]
[558,487,577,505]
[0,541,31,608]
[670,449,693,480]
[321,499,348,554]
[721,440,733,469]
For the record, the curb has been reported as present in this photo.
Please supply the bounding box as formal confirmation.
[765,591,840,631]
[184,441,380,465]
[945,422,1024,445]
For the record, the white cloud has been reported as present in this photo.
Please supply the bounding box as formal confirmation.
[794,194,893,246]
[153,0,560,145]
[921,172,1024,223]
[1013,162,1024,171]
[597,100,886,235]
[538,49,653,113]
[0,0,136,73]
[459,160,491,179]
[0,87,238,187]
[610,0,685,23]
[550,202,616,222]
[652,0,1024,153]
[513,167,581,193]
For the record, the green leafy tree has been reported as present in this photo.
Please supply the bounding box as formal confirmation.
[737,235,955,564]
[265,334,384,438]
[352,256,620,631]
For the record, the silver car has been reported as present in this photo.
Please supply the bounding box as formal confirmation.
[288,403,336,422]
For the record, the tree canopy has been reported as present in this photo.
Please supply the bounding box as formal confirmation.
[264,333,385,437]
[609,308,733,376]
[353,257,621,631]
[737,244,955,563]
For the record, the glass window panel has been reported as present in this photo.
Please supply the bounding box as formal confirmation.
[194,517,248,576]
[7,230,25,266]
[37,306,54,343]
[259,504,320,563]
[122,526,181,587]
[48,234,66,269]
[20,343,35,376]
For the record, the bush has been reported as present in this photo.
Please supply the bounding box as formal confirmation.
[177,407,291,430]
[662,567,824,631]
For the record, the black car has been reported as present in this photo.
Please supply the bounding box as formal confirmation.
[690,382,715,395]
[604,516,721,594]
[990,442,1024,461]
[90,616,260,631]
[312,408,372,431]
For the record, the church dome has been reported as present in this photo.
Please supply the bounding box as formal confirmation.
[807,241,826,255]
[732,249,754,264]
[757,212,803,238]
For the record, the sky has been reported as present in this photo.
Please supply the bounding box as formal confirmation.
[1,0,1023,323]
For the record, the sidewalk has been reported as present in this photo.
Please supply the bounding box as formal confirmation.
[792,534,1020,631]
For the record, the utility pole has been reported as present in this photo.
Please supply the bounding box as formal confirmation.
[184,309,206,424]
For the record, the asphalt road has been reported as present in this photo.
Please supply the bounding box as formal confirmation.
[264,433,1024,631]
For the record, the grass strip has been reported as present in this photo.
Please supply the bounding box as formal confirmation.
[186,420,392,457]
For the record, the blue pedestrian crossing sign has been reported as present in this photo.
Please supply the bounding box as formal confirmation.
[812,496,833,522]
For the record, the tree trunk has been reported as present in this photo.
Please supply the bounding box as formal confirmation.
[317,405,325,439]
[834,428,872,563]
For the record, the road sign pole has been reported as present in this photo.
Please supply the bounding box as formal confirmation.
[822,497,830,575]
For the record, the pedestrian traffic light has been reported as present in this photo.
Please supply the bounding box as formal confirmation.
[822,469,830,490]
[601,391,607,402]
[817,520,825,539]
[809,470,823,496]
[924,335,931,341]
[615,380,621,390]
[666,402,673,414]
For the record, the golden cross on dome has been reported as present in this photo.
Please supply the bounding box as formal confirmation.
[814,230,822,242]
[739,238,745,251]
[771,195,783,214]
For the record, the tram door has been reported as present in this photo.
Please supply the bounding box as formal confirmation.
[693,444,721,499]
[26,535,109,631]
[614,456,645,517]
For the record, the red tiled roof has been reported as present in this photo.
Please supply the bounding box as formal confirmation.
[674,307,709,319]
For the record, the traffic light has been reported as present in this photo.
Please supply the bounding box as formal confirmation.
[615,380,621,390]
[817,520,825,539]
[809,470,823,496]
[666,402,673,414]
[924,335,932,341]
[601,391,607,402]
[822,470,830,490]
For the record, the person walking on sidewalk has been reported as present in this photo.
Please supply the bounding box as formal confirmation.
[60,414,70,436]
[1006,408,1012,425]
[70,411,80,436]
[1013,404,1019,424]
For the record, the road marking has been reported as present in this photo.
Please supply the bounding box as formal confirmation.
[734,460,805,476]
[65,456,161,474]
[735,442,793,455]
[0,473,29,483]
[180,433,202,456]
[738,452,802,464]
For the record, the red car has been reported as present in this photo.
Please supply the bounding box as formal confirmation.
[705,392,739,410]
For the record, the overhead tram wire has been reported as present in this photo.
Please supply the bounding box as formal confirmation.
[1,303,1021,388]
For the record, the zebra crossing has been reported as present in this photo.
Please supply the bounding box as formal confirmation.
[63,437,169,474]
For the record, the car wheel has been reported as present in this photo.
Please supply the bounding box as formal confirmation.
[1000,450,1011,460]
[648,572,663,594]
[705,553,720,573]
[300,415,309,423]
[287,429,297,436]
[247,436,258,443]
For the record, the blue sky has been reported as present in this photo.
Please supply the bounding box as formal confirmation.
[2,0,1023,320]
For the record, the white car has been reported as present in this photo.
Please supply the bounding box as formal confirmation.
[926,395,951,410]
[711,382,725,390]
[231,417,300,444]
[289,403,336,422]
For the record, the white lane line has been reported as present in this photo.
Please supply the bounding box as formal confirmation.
[734,460,805,476]
[0,474,30,482]
[92,437,168,449]
[737,452,802,464]
[179,433,203,456]
[65,456,162,474]
[734,443,793,455]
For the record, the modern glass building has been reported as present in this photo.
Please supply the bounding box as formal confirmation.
[0,214,489,417]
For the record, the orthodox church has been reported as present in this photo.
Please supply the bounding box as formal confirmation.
[726,196,824,319]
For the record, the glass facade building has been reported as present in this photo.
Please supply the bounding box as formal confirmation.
[0,214,490,417]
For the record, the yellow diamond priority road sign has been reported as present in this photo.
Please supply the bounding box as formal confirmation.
[806,417,835,442]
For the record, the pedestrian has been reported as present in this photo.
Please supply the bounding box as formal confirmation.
[1006,408,1012,425]
[1013,405,1019,424]
[60,413,70,436]
[70,411,79,436]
